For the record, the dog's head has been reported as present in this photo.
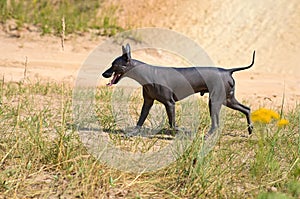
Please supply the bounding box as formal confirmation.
[102,43,133,86]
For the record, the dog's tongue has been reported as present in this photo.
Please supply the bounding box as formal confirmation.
[106,74,119,86]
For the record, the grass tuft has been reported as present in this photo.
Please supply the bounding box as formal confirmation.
[0,79,299,198]
[0,0,123,36]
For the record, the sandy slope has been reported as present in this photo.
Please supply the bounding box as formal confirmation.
[0,0,299,108]
[111,0,299,73]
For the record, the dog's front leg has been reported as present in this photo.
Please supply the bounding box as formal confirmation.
[136,98,154,127]
[164,101,176,128]
[126,98,154,137]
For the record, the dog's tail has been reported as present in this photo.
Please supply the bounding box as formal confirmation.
[228,51,255,74]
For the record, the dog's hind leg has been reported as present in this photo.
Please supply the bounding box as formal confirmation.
[224,96,253,134]
[207,99,223,137]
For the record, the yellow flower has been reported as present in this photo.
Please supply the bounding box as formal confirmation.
[251,108,280,124]
[268,110,280,120]
[277,119,289,127]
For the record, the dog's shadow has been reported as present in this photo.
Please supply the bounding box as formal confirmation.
[72,125,180,140]
[102,127,179,140]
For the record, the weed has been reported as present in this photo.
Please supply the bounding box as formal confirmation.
[0,0,123,36]
[0,79,299,198]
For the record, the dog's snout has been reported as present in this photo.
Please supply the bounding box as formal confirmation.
[102,68,113,78]
[102,72,111,78]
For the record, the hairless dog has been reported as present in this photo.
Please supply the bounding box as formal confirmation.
[102,44,255,138]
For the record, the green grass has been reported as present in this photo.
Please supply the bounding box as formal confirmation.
[0,79,299,198]
[0,0,122,36]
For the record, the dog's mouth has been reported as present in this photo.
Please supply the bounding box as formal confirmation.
[107,73,122,86]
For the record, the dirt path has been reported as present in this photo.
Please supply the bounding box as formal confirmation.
[0,0,299,109]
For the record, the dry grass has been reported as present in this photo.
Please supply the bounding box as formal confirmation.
[0,0,122,36]
[0,79,299,198]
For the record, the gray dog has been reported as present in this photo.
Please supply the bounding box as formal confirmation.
[102,44,255,137]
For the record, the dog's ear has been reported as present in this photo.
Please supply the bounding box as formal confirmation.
[122,45,127,55]
[122,43,131,60]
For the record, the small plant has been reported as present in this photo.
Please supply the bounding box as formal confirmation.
[251,108,289,127]
[0,79,299,198]
[0,0,123,36]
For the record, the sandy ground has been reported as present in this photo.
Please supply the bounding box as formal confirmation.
[0,0,299,109]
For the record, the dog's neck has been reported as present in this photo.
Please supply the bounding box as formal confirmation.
[125,59,154,85]
[130,59,146,67]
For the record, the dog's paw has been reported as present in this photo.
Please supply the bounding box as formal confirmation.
[204,133,211,141]
[125,126,141,137]
[248,124,254,134]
